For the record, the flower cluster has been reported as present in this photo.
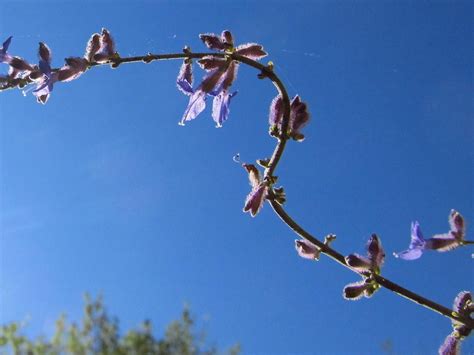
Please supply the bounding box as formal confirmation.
[177,30,267,127]
[394,210,467,260]
[343,234,385,300]
[268,94,310,141]
[0,29,116,103]
[438,291,472,354]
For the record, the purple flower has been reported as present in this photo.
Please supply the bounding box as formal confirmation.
[295,239,319,260]
[212,89,237,127]
[199,31,268,60]
[176,59,193,96]
[289,95,310,141]
[439,333,460,355]
[0,36,12,64]
[394,210,466,260]
[179,30,267,127]
[343,280,380,301]
[438,291,472,355]
[242,164,268,217]
[343,234,384,301]
[345,234,385,273]
[268,94,310,141]
[451,291,472,338]
[32,42,58,104]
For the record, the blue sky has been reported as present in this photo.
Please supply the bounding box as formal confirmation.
[1,1,472,354]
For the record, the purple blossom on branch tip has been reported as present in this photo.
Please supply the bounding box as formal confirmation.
[394,210,466,260]
[242,164,268,217]
[179,30,267,127]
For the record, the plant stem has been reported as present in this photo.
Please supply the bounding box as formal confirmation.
[3,49,472,331]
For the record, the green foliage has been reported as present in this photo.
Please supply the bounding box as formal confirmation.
[0,295,240,355]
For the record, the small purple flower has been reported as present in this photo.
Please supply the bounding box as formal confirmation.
[345,234,385,272]
[343,234,384,301]
[268,95,283,127]
[394,210,466,260]
[267,94,310,141]
[242,163,268,217]
[32,42,58,104]
[179,30,267,127]
[295,239,319,260]
[234,43,268,60]
[438,291,472,355]
[0,36,12,63]
[289,95,310,141]
[212,89,237,127]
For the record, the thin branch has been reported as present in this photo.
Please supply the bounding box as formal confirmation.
[2,46,472,333]
[268,199,474,329]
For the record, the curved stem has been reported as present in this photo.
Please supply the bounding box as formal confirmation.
[268,200,474,329]
[3,49,472,331]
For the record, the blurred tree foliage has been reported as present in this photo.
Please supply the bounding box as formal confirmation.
[0,295,240,355]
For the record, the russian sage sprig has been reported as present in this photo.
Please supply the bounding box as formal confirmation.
[0,28,472,353]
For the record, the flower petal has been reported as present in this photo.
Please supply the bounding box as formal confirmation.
[235,43,268,60]
[367,234,385,268]
[9,57,34,72]
[438,333,460,355]
[85,33,101,62]
[198,56,227,71]
[426,234,461,252]
[0,36,12,63]
[1,36,12,53]
[268,95,283,127]
[289,95,310,141]
[242,163,261,189]
[221,30,234,48]
[57,57,88,82]
[295,239,319,260]
[453,291,472,314]
[343,280,367,301]
[243,184,267,217]
[394,248,424,260]
[448,210,465,238]
[101,28,115,57]
[345,253,372,272]
[176,60,194,96]
[394,221,426,260]
[180,90,206,125]
[199,33,225,51]
[212,90,236,127]
[38,42,52,64]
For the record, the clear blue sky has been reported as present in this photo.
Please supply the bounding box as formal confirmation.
[1,1,472,353]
